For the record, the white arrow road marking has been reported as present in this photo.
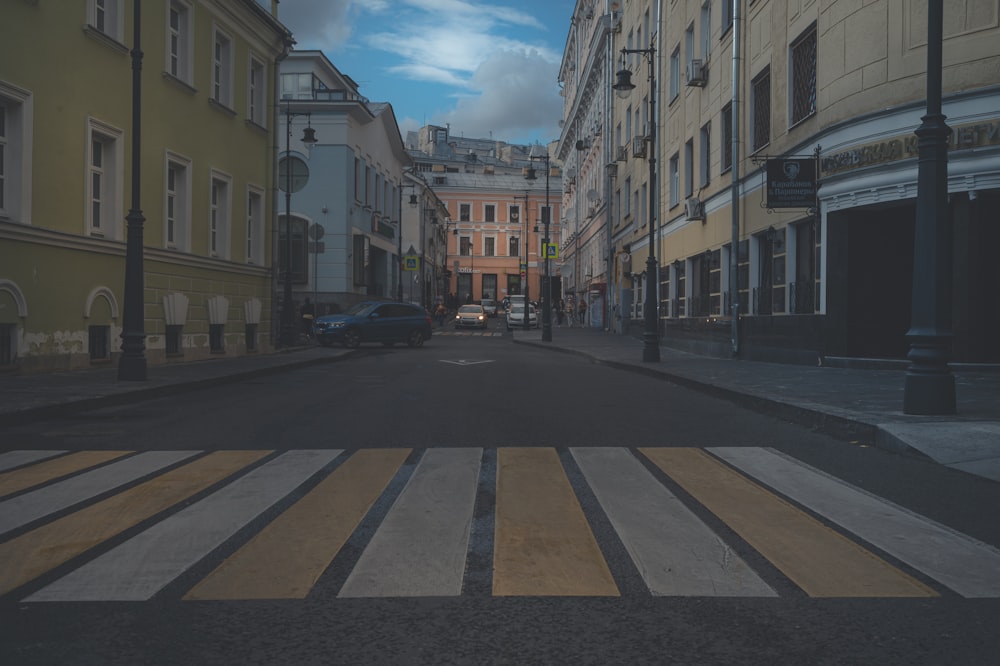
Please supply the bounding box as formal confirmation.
[438,360,496,366]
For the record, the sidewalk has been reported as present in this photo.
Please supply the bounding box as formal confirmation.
[1,329,997,483]
[511,327,1000,484]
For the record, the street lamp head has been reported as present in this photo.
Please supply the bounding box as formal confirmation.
[613,68,636,98]
[524,166,538,181]
[409,193,419,206]
[301,125,318,144]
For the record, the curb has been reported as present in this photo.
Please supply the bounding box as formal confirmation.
[513,337,912,457]
[0,350,358,428]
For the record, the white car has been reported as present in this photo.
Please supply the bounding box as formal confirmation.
[506,304,538,330]
[480,299,498,317]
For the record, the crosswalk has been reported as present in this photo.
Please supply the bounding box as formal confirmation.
[2,446,999,602]
[435,329,505,337]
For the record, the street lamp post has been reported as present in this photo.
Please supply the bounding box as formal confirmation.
[513,192,531,331]
[280,99,317,347]
[525,151,553,342]
[903,0,955,414]
[119,0,146,380]
[614,47,661,362]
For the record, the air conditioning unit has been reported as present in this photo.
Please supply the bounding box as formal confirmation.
[617,145,629,162]
[632,136,647,158]
[686,59,707,87]
[685,197,705,220]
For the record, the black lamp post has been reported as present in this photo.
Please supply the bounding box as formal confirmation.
[903,0,955,414]
[614,47,660,362]
[119,0,146,381]
[280,99,317,347]
[525,151,553,342]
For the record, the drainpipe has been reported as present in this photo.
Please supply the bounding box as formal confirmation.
[729,0,742,355]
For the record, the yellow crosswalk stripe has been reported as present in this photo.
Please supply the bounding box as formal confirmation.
[0,450,269,596]
[184,448,410,600]
[0,450,132,498]
[640,448,938,598]
[494,448,618,596]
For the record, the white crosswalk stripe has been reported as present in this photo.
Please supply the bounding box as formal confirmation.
[1,447,997,602]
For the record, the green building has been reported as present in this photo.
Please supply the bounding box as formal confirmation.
[0,0,292,373]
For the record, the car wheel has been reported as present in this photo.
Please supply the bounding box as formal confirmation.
[343,328,361,349]
[407,329,425,348]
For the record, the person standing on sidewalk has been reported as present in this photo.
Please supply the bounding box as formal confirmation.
[578,299,587,326]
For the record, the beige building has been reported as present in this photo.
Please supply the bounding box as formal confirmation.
[564,0,1000,362]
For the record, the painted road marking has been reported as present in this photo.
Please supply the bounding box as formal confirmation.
[572,447,776,597]
[0,450,68,473]
[0,451,196,535]
[0,450,130,498]
[27,450,340,602]
[186,448,409,600]
[339,448,482,597]
[711,446,1000,598]
[0,451,270,596]
[494,447,618,596]
[641,448,937,598]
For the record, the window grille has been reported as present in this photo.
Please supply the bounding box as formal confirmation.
[791,28,817,125]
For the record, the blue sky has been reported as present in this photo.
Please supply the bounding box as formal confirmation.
[271,0,575,145]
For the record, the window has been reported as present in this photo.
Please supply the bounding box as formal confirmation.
[459,236,472,256]
[246,187,264,264]
[790,26,817,126]
[166,325,183,355]
[675,262,687,317]
[509,236,519,258]
[281,73,319,100]
[484,236,495,257]
[280,216,308,283]
[460,203,471,222]
[541,205,551,226]
[722,0,733,35]
[353,234,369,286]
[669,154,680,207]
[209,173,231,258]
[484,203,495,222]
[509,204,520,223]
[685,24,695,74]
[700,122,711,187]
[669,47,680,101]
[721,103,733,172]
[167,1,192,84]
[248,56,266,126]
[684,139,694,198]
[751,68,771,153]
[87,119,122,239]
[0,323,15,366]
[624,177,631,217]
[209,324,225,353]
[211,28,233,107]
[641,182,648,228]
[756,227,786,314]
[164,153,190,250]
[88,325,111,361]
[700,2,712,59]
[0,84,30,223]
[354,158,361,201]
[88,0,123,42]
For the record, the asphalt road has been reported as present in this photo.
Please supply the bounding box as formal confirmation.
[2,332,999,664]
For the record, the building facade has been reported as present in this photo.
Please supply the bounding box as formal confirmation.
[1,0,292,374]
[569,0,1000,363]
[277,50,411,318]
[406,126,564,312]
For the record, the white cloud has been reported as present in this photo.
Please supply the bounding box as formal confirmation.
[433,49,563,143]
[276,0,565,144]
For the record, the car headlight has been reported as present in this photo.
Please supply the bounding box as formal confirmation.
[478,315,484,321]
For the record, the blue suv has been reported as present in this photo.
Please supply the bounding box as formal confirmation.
[313,301,432,349]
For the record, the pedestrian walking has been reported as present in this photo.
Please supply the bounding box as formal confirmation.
[435,302,447,327]
[578,299,587,326]
[299,298,315,340]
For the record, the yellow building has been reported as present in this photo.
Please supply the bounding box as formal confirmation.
[568,0,1000,362]
[0,0,292,373]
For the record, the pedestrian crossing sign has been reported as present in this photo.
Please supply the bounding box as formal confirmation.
[404,256,419,271]
[543,243,558,259]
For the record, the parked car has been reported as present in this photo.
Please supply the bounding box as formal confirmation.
[506,303,538,330]
[455,304,488,329]
[480,298,498,317]
[313,301,432,348]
